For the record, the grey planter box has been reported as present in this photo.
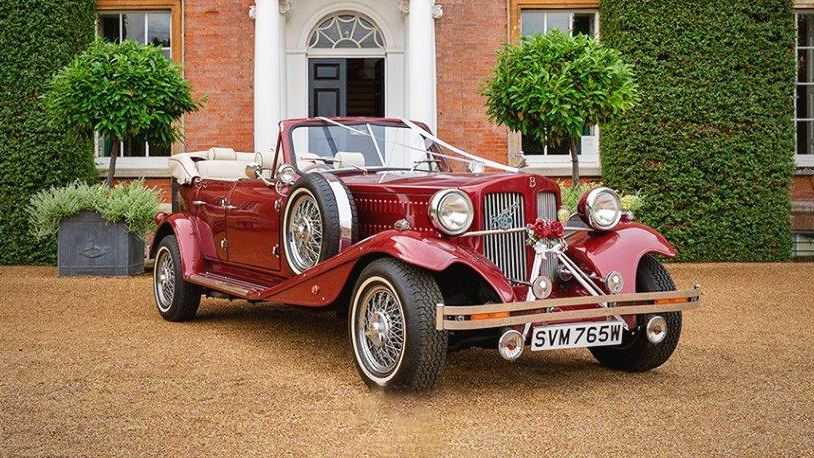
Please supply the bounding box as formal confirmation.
[58,211,144,276]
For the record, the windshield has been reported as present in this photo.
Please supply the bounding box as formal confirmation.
[289,122,447,173]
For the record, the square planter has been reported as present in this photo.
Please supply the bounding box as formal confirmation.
[58,211,144,276]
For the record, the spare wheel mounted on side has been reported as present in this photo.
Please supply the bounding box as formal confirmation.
[282,172,358,275]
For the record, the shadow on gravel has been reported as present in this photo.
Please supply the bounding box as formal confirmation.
[185,299,631,392]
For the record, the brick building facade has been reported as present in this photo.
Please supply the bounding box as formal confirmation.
[95,0,814,256]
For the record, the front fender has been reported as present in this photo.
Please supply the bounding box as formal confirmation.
[261,230,515,305]
[566,222,676,295]
[360,231,515,303]
[149,213,205,278]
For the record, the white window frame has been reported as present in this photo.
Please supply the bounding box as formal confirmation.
[796,10,814,167]
[94,10,173,176]
[512,9,601,174]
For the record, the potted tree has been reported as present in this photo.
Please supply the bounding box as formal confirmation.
[37,39,203,276]
[482,29,638,187]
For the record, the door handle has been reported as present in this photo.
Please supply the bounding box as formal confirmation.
[192,200,205,206]
[224,204,236,211]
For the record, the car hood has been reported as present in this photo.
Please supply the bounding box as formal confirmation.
[337,170,557,195]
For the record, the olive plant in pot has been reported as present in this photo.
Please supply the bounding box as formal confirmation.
[28,180,162,276]
[482,29,638,187]
[38,39,203,275]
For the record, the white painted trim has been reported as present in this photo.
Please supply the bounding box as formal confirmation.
[95,157,170,178]
[523,163,602,178]
[295,2,396,50]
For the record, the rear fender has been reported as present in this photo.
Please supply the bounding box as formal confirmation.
[566,221,675,295]
[260,230,515,305]
[149,213,205,278]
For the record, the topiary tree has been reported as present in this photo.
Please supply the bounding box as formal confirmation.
[44,39,204,187]
[483,29,638,187]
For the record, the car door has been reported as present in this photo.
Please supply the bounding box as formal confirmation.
[192,179,234,261]
[224,178,283,271]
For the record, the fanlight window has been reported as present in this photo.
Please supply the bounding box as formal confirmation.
[308,14,384,49]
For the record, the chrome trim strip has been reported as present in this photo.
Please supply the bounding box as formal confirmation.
[461,227,528,237]
[435,286,703,331]
[317,172,354,252]
[438,300,701,331]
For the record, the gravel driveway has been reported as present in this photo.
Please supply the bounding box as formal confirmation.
[1,263,812,457]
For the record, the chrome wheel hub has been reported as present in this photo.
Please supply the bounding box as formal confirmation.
[365,311,391,348]
[286,192,322,272]
[355,284,405,375]
[154,248,175,312]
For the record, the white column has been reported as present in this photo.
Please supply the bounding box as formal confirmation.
[254,0,286,153]
[406,0,438,132]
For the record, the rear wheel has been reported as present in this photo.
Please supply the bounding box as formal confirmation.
[153,236,201,322]
[589,255,682,372]
[349,258,447,391]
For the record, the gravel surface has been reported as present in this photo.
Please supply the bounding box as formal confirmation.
[1,263,812,457]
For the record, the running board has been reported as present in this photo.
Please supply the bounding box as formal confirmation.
[186,273,268,299]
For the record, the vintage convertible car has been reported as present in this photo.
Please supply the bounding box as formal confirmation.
[151,117,702,391]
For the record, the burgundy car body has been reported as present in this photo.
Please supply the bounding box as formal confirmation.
[151,117,679,330]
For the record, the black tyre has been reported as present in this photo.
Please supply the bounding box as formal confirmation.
[153,235,202,322]
[349,258,448,391]
[283,173,358,275]
[589,255,682,372]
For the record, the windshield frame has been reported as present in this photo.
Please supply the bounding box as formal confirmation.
[284,118,452,175]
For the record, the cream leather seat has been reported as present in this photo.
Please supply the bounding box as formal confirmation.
[297,151,366,171]
[169,147,256,184]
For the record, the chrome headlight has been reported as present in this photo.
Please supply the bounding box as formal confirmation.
[579,187,622,231]
[429,189,474,235]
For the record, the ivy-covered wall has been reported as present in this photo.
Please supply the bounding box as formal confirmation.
[0,0,98,264]
[600,0,796,261]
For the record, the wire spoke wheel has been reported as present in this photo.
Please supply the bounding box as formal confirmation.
[355,283,406,376]
[154,247,175,313]
[286,192,323,272]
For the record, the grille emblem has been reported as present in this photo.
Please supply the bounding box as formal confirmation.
[489,202,519,230]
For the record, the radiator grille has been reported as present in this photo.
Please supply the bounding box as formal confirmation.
[483,193,527,282]
[537,192,558,279]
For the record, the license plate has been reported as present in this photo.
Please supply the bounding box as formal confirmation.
[531,321,624,351]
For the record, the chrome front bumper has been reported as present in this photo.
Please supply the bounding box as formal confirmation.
[435,286,702,331]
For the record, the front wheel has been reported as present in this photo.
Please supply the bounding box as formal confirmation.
[153,235,202,322]
[589,255,682,372]
[349,258,448,391]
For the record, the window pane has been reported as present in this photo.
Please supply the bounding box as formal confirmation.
[122,13,145,44]
[100,14,120,43]
[797,85,814,119]
[521,10,545,36]
[797,120,814,155]
[101,136,116,157]
[798,49,814,83]
[123,137,146,157]
[149,142,171,157]
[794,233,814,257]
[147,13,171,47]
[546,12,570,34]
[573,14,594,37]
[162,49,171,59]
[798,13,814,47]
[547,140,570,155]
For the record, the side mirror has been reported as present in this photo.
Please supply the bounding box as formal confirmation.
[245,162,262,179]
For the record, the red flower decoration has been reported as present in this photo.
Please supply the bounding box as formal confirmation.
[531,218,550,239]
[549,220,564,238]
